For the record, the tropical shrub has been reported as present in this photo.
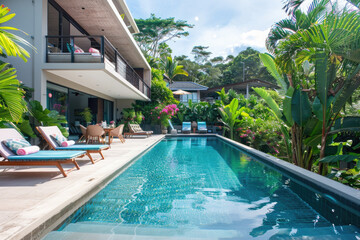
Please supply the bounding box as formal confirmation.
[151,104,179,127]
[218,98,242,140]
[16,100,68,140]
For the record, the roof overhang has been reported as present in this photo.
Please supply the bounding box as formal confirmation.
[112,0,139,34]
[54,0,150,70]
[206,79,280,92]
[43,63,150,101]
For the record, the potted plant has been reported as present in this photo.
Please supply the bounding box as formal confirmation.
[80,107,93,126]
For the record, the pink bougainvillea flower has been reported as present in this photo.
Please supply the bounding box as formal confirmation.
[246,129,251,134]
[158,116,160,119]
[252,136,255,140]
[155,107,158,109]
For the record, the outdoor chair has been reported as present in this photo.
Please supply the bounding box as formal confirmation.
[109,124,125,144]
[86,125,106,144]
[124,124,153,138]
[182,122,191,133]
[36,126,109,164]
[197,122,208,133]
[78,124,87,143]
[0,128,85,177]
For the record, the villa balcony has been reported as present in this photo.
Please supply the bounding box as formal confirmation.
[44,35,151,100]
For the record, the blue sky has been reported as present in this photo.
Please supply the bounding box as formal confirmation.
[127,0,288,58]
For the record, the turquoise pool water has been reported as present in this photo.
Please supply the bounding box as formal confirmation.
[45,137,359,239]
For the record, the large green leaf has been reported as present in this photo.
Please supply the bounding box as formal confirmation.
[253,87,282,119]
[259,53,288,91]
[320,155,359,163]
[333,64,360,113]
[283,86,294,125]
[0,64,26,122]
[314,51,331,106]
[291,89,311,126]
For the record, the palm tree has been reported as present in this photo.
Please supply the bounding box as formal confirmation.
[266,3,360,174]
[0,5,34,123]
[266,0,329,54]
[162,56,189,84]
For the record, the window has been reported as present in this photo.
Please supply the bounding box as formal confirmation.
[47,0,89,52]
[180,92,198,103]
[47,83,69,118]
[103,100,114,123]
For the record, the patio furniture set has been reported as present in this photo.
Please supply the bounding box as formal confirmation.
[0,124,153,178]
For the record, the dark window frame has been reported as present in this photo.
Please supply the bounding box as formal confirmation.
[48,0,90,36]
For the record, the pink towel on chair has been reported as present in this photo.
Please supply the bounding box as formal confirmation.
[16,146,40,155]
[61,140,75,147]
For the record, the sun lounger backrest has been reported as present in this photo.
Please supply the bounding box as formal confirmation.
[182,122,191,132]
[129,124,142,133]
[37,126,63,149]
[0,128,24,158]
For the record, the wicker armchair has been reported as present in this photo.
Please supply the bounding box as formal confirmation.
[78,124,87,143]
[109,124,125,144]
[86,125,105,144]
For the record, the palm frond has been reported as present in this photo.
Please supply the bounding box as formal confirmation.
[0,63,26,122]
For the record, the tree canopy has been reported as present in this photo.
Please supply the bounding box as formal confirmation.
[134,14,193,59]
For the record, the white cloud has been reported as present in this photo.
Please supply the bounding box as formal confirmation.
[127,0,288,58]
[170,26,270,58]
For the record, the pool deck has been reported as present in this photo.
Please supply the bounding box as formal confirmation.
[0,135,165,240]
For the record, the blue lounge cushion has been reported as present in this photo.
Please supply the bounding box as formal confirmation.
[56,144,109,151]
[7,150,86,161]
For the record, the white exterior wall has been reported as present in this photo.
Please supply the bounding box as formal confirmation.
[3,0,47,106]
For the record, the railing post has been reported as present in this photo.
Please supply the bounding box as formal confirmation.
[101,36,105,63]
[115,51,118,72]
[70,36,74,63]
[45,36,49,63]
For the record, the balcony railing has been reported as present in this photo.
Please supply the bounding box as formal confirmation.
[45,35,150,98]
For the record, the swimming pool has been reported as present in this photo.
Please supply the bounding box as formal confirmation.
[44,137,360,239]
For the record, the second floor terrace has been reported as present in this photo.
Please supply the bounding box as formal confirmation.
[45,35,151,99]
[42,0,151,101]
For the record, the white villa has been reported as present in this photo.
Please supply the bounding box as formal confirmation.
[4,0,151,132]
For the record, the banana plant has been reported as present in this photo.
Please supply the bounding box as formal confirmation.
[218,98,242,140]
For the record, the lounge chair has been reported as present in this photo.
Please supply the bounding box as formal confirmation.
[36,126,110,164]
[0,128,85,177]
[197,122,208,133]
[124,124,153,138]
[182,122,191,133]
[109,124,125,144]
